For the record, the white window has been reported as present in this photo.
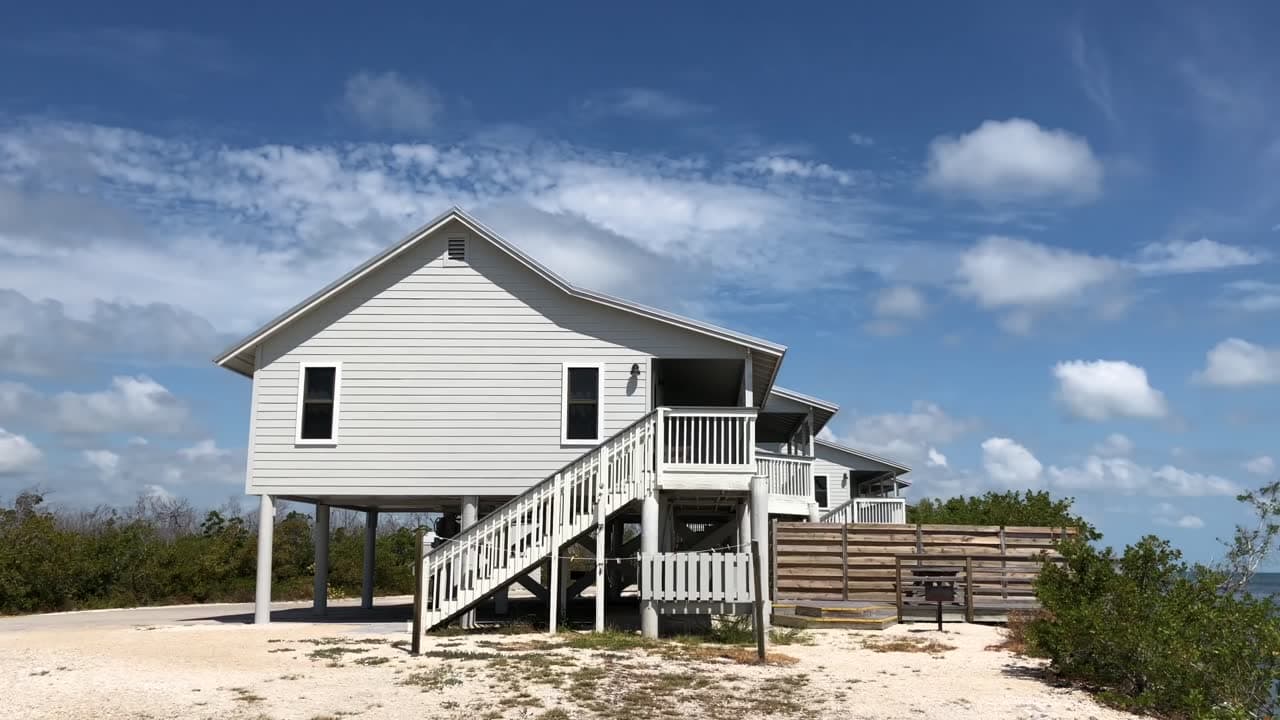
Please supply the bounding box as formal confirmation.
[295,362,342,445]
[561,363,604,445]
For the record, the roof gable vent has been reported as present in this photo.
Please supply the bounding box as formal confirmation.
[447,236,466,262]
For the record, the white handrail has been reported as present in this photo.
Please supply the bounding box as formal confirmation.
[819,497,907,524]
[420,409,658,629]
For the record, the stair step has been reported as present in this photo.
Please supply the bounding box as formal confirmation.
[792,604,896,619]
[771,613,898,631]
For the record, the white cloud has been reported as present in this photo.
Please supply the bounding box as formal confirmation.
[0,118,914,328]
[0,428,41,475]
[874,285,927,319]
[1093,433,1134,458]
[1053,360,1168,421]
[957,236,1120,310]
[83,449,121,477]
[1048,456,1238,497]
[924,118,1103,203]
[848,132,875,147]
[926,448,948,468]
[1135,238,1266,275]
[1194,338,1280,387]
[733,156,854,185]
[342,71,441,133]
[52,376,188,433]
[1220,281,1280,312]
[981,437,1044,487]
[584,88,709,119]
[831,401,977,468]
[0,289,228,377]
[1244,456,1275,476]
[1152,502,1205,529]
[178,439,229,461]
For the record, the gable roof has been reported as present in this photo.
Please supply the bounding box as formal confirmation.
[815,438,912,475]
[214,207,787,391]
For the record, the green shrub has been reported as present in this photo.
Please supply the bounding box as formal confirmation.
[1028,536,1280,719]
[0,492,423,615]
[909,490,1099,539]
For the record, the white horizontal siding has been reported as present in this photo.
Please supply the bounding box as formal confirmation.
[250,220,742,498]
[811,456,851,511]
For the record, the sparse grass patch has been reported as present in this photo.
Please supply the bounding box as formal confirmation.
[399,666,462,692]
[560,629,655,651]
[986,609,1044,655]
[418,649,503,661]
[861,636,956,654]
[230,687,265,704]
[354,656,390,666]
[306,646,370,662]
[535,710,570,720]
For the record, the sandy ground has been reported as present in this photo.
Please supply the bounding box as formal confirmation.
[0,602,1139,720]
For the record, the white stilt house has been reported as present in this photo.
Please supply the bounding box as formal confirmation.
[216,207,910,634]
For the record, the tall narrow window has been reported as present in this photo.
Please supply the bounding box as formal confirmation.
[814,475,829,508]
[296,363,341,444]
[562,364,602,444]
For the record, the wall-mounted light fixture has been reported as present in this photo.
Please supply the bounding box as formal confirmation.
[629,363,641,380]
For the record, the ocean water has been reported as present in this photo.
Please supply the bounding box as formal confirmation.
[1248,573,1280,598]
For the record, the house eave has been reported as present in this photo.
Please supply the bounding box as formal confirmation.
[815,438,912,474]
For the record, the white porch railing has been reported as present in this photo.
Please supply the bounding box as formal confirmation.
[820,497,908,524]
[756,450,813,500]
[639,552,754,603]
[661,407,756,471]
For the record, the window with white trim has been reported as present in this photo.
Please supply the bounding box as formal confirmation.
[814,475,829,508]
[296,363,341,444]
[561,363,603,444]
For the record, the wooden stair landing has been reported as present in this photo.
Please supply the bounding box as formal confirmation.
[772,601,898,630]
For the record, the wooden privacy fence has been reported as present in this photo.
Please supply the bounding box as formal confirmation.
[772,522,1077,611]
[639,552,754,603]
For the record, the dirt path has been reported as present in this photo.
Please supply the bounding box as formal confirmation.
[0,606,1136,720]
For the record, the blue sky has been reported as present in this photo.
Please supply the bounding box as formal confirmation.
[0,2,1277,562]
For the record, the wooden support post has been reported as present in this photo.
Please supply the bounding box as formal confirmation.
[965,556,975,624]
[751,538,766,663]
[895,556,903,623]
[769,518,778,604]
[411,528,424,655]
[313,503,330,616]
[999,526,1008,602]
[841,524,849,602]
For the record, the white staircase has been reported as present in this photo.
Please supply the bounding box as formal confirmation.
[418,410,659,630]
